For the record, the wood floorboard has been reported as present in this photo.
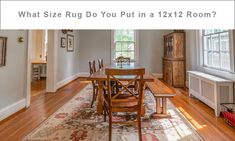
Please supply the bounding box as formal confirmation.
[170,88,235,141]
[0,79,234,141]
[31,78,46,97]
[0,79,88,141]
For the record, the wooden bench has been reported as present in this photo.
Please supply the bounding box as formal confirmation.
[146,79,175,118]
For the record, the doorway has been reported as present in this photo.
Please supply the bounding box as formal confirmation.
[30,30,48,97]
[26,30,58,107]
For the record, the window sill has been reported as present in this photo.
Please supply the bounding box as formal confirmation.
[196,66,235,81]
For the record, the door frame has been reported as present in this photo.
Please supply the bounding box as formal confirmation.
[26,30,58,107]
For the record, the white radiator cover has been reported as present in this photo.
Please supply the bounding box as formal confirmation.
[188,71,233,117]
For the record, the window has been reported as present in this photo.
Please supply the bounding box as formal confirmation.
[111,30,138,62]
[202,29,232,72]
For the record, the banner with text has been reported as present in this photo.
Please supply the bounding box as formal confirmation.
[0,1,234,29]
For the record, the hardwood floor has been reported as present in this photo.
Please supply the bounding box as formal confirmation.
[31,78,46,97]
[0,79,234,141]
[170,87,235,141]
[0,79,88,141]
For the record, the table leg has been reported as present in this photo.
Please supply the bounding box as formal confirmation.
[162,98,167,114]
[151,97,171,119]
[97,81,104,114]
[141,89,146,116]
[156,98,161,114]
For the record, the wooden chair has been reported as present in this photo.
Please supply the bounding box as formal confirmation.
[104,68,145,141]
[89,61,98,107]
[98,59,104,70]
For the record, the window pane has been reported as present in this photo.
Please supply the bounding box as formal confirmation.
[122,42,129,50]
[220,32,229,51]
[204,29,213,35]
[221,52,230,70]
[203,51,208,66]
[128,43,134,50]
[130,52,135,60]
[203,36,211,50]
[121,52,128,57]
[116,52,123,58]
[115,30,134,41]
[207,51,213,66]
[116,42,122,51]
[211,34,219,51]
[212,52,220,68]
[204,29,227,35]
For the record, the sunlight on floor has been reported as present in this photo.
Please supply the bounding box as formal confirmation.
[176,107,207,130]
[154,109,199,141]
[159,109,193,140]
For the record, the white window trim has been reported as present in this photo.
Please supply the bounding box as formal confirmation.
[110,30,139,63]
[196,30,235,79]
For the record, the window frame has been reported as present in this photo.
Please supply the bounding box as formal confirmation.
[200,30,234,74]
[111,30,139,63]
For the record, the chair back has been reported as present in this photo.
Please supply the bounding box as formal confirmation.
[89,61,93,75]
[92,60,97,73]
[89,60,97,75]
[98,59,104,70]
[105,68,145,107]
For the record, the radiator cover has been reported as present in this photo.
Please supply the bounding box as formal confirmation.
[188,71,233,117]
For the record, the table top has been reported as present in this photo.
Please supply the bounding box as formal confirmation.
[32,60,47,64]
[146,79,175,97]
[89,63,154,82]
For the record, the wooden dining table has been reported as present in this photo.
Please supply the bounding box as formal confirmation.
[89,63,155,114]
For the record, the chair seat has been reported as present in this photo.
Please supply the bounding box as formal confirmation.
[104,93,144,113]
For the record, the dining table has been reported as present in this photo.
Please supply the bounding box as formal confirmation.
[89,62,155,114]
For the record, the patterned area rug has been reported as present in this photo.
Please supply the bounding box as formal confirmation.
[23,84,203,141]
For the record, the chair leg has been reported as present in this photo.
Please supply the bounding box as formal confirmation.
[109,111,112,141]
[137,113,142,141]
[94,87,98,101]
[103,81,106,94]
[103,106,107,122]
[91,86,96,108]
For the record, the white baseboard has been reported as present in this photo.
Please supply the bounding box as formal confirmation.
[152,73,163,78]
[0,99,26,121]
[77,72,90,77]
[57,73,81,89]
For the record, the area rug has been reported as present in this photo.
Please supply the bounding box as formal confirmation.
[23,84,204,141]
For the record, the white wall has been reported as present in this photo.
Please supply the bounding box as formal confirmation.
[184,30,197,81]
[78,30,111,72]
[57,30,80,86]
[139,30,170,73]
[78,30,168,74]
[0,30,27,109]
